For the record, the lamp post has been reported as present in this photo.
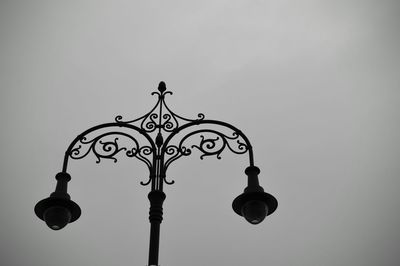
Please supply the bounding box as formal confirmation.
[35,82,278,266]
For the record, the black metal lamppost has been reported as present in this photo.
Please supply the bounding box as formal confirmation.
[35,82,278,266]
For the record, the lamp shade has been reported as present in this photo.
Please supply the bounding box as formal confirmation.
[35,197,81,230]
[232,191,277,224]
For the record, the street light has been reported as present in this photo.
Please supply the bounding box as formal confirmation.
[35,81,278,265]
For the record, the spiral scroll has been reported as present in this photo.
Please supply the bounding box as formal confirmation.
[69,131,153,171]
[163,129,249,172]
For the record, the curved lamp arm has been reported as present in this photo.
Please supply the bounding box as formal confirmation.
[61,122,157,182]
[161,119,255,174]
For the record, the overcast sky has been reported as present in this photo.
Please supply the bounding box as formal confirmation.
[1,1,400,266]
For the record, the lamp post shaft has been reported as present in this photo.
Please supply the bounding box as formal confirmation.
[148,190,166,265]
[148,221,161,265]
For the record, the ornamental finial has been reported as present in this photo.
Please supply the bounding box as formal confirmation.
[158,81,166,93]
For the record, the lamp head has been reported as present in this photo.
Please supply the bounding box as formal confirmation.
[35,196,81,230]
[232,166,277,224]
[232,191,277,224]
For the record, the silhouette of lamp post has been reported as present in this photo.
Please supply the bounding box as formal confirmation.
[35,82,278,266]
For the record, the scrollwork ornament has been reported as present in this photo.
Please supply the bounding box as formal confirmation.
[192,135,224,160]
[114,86,205,134]
[63,82,255,189]
[69,132,153,168]
[163,129,249,173]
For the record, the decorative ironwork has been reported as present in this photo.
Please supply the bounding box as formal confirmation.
[164,129,249,171]
[61,82,255,187]
[114,82,205,133]
[69,131,153,168]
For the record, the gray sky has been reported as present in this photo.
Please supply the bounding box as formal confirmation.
[1,1,399,265]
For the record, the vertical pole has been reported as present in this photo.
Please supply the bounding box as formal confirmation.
[148,190,166,266]
[148,82,167,265]
[148,221,161,265]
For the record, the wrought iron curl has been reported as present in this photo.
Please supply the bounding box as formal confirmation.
[163,129,249,172]
[114,85,205,134]
[69,132,153,166]
[162,114,174,131]
[68,131,154,186]
[140,173,152,186]
[160,95,205,132]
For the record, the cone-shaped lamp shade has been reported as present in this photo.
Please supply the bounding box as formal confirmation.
[232,191,277,225]
[35,197,81,230]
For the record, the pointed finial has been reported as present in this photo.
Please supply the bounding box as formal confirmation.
[158,81,166,93]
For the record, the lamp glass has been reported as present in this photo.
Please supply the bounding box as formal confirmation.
[43,206,72,230]
[241,200,268,224]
